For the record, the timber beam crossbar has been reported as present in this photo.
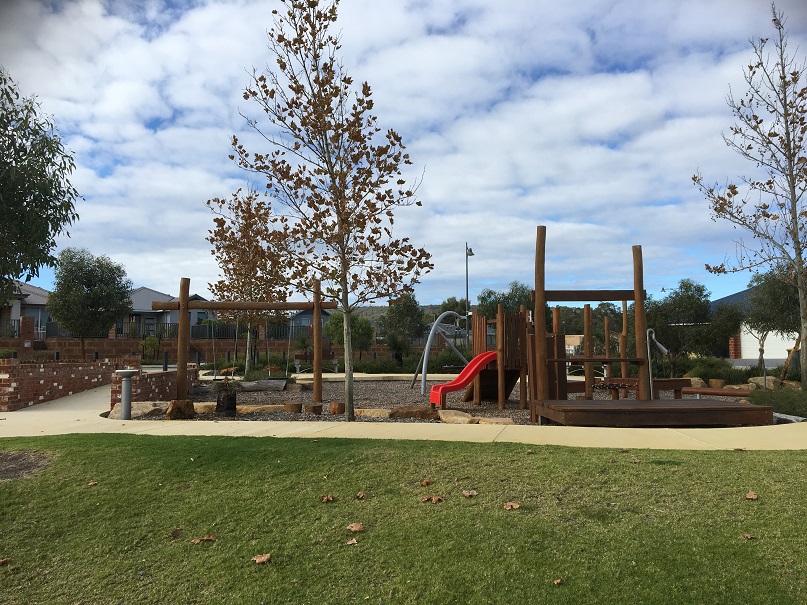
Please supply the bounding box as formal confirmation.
[151,301,338,311]
[544,289,643,302]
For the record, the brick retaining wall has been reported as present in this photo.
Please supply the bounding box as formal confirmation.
[110,368,200,409]
[0,357,135,412]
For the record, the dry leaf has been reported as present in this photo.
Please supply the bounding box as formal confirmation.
[0,558,11,566]
[252,553,272,564]
[504,502,520,510]
[743,533,755,540]
[526,449,536,454]
[345,538,358,545]
[553,578,562,585]
[420,479,431,487]
[462,490,478,498]
[321,494,335,503]
[746,491,759,500]
[191,534,217,544]
[170,528,183,540]
[87,480,98,486]
[346,522,364,533]
[420,495,444,504]
[609,458,618,463]
[630,459,642,464]
[356,491,367,500]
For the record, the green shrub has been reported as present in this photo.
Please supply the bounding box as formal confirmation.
[687,357,751,385]
[0,348,15,359]
[353,358,404,374]
[749,388,807,417]
[142,336,160,361]
[244,368,273,382]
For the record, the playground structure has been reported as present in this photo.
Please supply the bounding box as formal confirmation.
[153,278,337,403]
[430,226,773,427]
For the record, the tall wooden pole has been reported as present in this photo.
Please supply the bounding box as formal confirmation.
[312,280,323,403]
[497,304,506,410]
[532,226,549,422]
[604,316,611,379]
[584,304,594,399]
[176,277,190,401]
[633,246,651,400]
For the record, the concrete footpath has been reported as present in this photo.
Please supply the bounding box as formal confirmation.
[1,384,806,450]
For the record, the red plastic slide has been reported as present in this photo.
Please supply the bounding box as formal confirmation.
[429,351,498,409]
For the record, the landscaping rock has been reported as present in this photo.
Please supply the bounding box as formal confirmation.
[748,376,781,390]
[194,402,217,414]
[782,380,802,391]
[689,377,707,388]
[477,417,515,425]
[356,408,390,419]
[389,405,439,420]
[240,380,287,392]
[166,399,196,420]
[239,404,285,414]
[108,401,166,420]
[708,378,726,388]
[438,410,474,424]
[724,383,752,390]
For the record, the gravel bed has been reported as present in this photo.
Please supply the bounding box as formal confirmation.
[136,379,749,425]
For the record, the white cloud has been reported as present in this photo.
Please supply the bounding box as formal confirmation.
[2,0,805,306]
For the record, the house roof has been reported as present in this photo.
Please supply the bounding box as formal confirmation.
[131,286,174,311]
[710,287,754,313]
[14,281,50,306]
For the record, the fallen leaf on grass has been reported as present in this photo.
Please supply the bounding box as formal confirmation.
[87,480,98,486]
[346,538,358,546]
[609,458,618,463]
[746,491,758,500]
[504,502,520,511]
[420,479,431,487]
[420,495,444,504]
[356,491,367,500]
[191,535,217,544]
[169,528,183,540]
[743,533,755,540]
[0,558,11,566]
[526,449,536,454]
[346,523,365,533]
[462,490,478,498]
[630,459,642,464]
[553,578,562,585]
[252,553,271,564]
[321,495,335,503]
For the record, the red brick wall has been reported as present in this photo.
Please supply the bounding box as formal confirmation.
[728,332,742,359]
[110,368,200,409]
[0,357,135,412]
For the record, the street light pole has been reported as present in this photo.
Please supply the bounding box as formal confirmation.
[465,242,474,350]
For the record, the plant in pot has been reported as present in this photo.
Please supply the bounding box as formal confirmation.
[211,378,243,417]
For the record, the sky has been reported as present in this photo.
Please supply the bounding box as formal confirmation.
[2,0,806,307]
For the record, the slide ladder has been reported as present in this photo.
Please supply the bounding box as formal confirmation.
[429,351,497,409]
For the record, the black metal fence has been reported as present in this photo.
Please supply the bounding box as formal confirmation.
[40,320,323,341]
[0,319,19,338]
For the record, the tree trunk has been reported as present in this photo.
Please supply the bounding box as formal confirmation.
[245,321,253,374]
[780,334,801,381]
[798,270,807,390]
[343,306,355,421]
[757,332,768,368]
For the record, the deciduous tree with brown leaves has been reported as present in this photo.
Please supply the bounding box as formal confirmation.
[694,5,807,387]
[206,189,289,374]
[227,0,432,418]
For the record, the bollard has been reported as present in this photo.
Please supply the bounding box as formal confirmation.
[93,351,99,361]
[196,351,201,367]
[116,369,139,420]
[55,351,60,361]
[163,351,168,372]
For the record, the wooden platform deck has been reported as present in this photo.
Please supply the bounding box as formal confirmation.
[532,399,773,427]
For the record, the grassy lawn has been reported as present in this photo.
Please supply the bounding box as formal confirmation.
[1,434,805,604]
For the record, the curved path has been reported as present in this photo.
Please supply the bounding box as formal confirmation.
[1,384,805,450]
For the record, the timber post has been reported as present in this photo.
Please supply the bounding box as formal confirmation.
[497,303,506,410]
[633,246,651,400]
[176,277,190,401]
[584,304,593,399]
[532,226,549,423]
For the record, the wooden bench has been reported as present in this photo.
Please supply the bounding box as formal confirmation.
[681,387,752,398]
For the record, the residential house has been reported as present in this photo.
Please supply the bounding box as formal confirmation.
[122,287,210,337]
[711,288,798,362]
[0,281,51,339]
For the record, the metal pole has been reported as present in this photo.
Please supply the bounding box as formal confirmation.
[116,369,139,420]
[465,243,474,350]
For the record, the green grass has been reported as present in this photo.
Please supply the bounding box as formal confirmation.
[750,388,807,417]
[1,435,806,604]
